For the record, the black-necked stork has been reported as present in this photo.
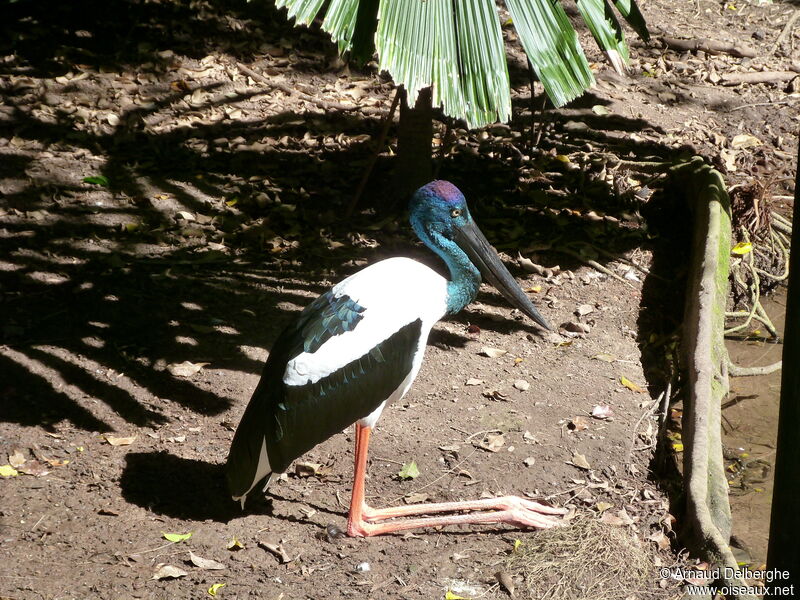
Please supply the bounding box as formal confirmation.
[226,180,565,536]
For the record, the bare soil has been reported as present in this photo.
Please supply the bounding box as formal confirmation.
[0,0,796,599]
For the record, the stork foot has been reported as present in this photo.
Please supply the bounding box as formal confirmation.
[347,495,566,537]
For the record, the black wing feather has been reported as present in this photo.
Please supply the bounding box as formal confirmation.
[225,293,422,500]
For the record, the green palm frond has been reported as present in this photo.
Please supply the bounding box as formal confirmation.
[576,0,629,74]
[612,0,650,42]
[505,0,595,107]
[375,0,510,128]
[270,0,649,127]
[321,0,359,52]
[273,0,325,25]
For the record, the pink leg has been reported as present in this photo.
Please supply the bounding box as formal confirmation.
[346,424,566,537]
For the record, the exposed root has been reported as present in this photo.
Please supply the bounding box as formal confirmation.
[727,361,782,377]
[673,159,757,599]
[725,182,790,339]
[556,245,632,285]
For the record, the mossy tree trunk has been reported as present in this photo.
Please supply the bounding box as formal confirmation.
[676,158,756,600]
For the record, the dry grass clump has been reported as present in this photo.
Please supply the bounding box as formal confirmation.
[506,515,673,600]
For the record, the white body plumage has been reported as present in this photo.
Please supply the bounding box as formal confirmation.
[283,257,447,426]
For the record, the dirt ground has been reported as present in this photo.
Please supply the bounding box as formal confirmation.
[0,0,797,599]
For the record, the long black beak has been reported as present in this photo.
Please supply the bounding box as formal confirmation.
[454,220,553,331]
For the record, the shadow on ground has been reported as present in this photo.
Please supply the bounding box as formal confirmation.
[1,0,694,469]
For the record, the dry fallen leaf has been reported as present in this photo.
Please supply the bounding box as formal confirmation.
[600,508,634,527]
[731,133,762,149]
[167,361,209,377]
[495,570,516,598]
[720,149,737,172]
[560,322,590,337]
[478,433,505,453]
[482,389,509,401]
[620,376,645,393]
[403,492,430,504]
[258,540,292,563]
[189,551,226,571]
[226,537,244,551]
[595,501,613,513]
[103,434,137,446]
[479,347,508,358]
[18,460,50,477]
[569,416,590,431]
[648,530,671,551]
[570,453,591,470]
[592,353,616,363]
[152,564,188,580]
[295,462,323,477]
[8,449,26,468]
[517,255,544,274]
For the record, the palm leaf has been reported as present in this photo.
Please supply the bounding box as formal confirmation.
[273,0,325,25]
[321,0,359,52]
[505,0,595,107]
[375,0,511,128]
[576,0,629,74]
[611,0,650,42]
[272,0,647,121]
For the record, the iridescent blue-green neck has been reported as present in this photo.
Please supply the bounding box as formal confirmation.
[425,231,481,315]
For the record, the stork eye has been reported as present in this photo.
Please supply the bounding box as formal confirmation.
[450,208,462,218]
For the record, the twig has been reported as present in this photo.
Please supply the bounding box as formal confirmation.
[556,246,632,285]
[584,243,670,281]
[626,395,662,464]
[720,71,799,86]
[345,88,401,216]
[728,361,782,376]
[464,429,504,442]
[724,231,780,337]
[725,310,779,332]
[659,35,757,58]
[769,9,800,55]
[754,301,780,338]
[236,62,359,112]
[753,229,790,282]
[384,447,481,506]
[772,214,793,236]
[373,456,404,465]
[730,97,800,111]
[544,485,586,500]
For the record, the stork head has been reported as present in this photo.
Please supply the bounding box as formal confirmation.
[410,181,552,331]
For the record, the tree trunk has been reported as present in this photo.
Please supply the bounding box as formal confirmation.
[766,136,799,592]
[391,86,433,207]
[676,158,755,599]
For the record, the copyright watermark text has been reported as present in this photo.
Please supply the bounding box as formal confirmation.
[660,567,795,596]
